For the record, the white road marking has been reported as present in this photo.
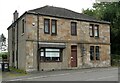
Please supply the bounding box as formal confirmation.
[8,73,71,81]
[86,76,117,81]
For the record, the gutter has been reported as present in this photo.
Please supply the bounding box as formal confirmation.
[26,12,111,25]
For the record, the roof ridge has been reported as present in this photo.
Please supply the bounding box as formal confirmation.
[28,5,49,12]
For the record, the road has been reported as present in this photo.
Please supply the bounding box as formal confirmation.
[3,67,118,81]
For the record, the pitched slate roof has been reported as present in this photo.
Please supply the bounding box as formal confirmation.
[28,5,110,24]
[7,5,110,30]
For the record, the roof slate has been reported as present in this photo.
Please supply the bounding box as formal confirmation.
[8,5,110,30]
[28,5,110,24]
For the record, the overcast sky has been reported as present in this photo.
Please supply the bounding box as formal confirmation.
[0,0,95,39]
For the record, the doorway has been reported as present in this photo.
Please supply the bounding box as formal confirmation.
[71,45,77,67]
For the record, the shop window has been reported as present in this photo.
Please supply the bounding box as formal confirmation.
[40,48,62,62]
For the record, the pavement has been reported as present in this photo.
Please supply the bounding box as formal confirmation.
[2,67,119,81]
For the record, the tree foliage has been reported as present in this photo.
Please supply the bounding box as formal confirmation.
[0,33,6,44]
[82,2,120,54]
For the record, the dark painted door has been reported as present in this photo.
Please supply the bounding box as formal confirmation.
[71,46,77,67]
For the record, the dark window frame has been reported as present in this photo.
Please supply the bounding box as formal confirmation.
[40,48,63,62]
[89,24,99,38]
[89,24,94,37]
[90,46,100,61]
[96,46,100,60]
[90,46,94,60]
[44,19,50,34]
[94,25,99,38]
[71,22,77,36]
[51,19,57,35]
[22,19,24,33]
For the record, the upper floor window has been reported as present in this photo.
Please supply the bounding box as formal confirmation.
[71,22,77,36]
[44,19,50,34]
[94,25,99,37]
[89,24,94,37]
[89,24,99,38]
[22,19,24,33]
[51,20,57,35]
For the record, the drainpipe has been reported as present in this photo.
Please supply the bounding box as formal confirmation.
[16,22,18,69]
[37,13,40,71]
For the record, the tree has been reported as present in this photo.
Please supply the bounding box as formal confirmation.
[0,33,6,46]
[82,2,120,55]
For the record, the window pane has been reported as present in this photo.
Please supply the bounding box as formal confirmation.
[96,46,100,60]
[89,25,94,37]
[90,46,94,60]
[41,52,44,56]
[52,25,55,33]
[45,26,48,32]
[71,22,77,35]
[22,19,24,33]
[46,52,60,57]
[40,50,44,61]
[46,49,60,51]
[44,19,49,33]
[94,25,99,37]
[51,20,57,34]
[94,29,98,37]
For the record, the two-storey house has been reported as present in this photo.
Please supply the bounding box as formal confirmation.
[8,6,111,72]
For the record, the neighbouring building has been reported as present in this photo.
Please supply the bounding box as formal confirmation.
[7,6,111,72]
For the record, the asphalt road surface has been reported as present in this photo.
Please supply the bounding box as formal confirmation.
[4,67,118,81]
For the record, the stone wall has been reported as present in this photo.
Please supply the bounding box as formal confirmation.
[25,15,110,44]
[78,44,111,68]
[19,14,110,71]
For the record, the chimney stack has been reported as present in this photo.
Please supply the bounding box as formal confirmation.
[13,10,19,22]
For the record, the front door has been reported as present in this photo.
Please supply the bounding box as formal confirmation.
[71,45,77,67]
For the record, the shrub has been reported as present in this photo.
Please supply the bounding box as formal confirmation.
[0,52,8,59]
[111,54,120,66]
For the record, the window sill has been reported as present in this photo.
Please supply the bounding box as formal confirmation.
[21,33,24,36]
[51,34,57,36]
[40,61,62,62]
[90,36,94,37]
[44,32,50,34]
[90,60,100,62]
[71,35,77,36]
[95,37,99,39]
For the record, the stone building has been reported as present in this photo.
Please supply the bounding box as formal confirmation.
[7,6,111,72]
